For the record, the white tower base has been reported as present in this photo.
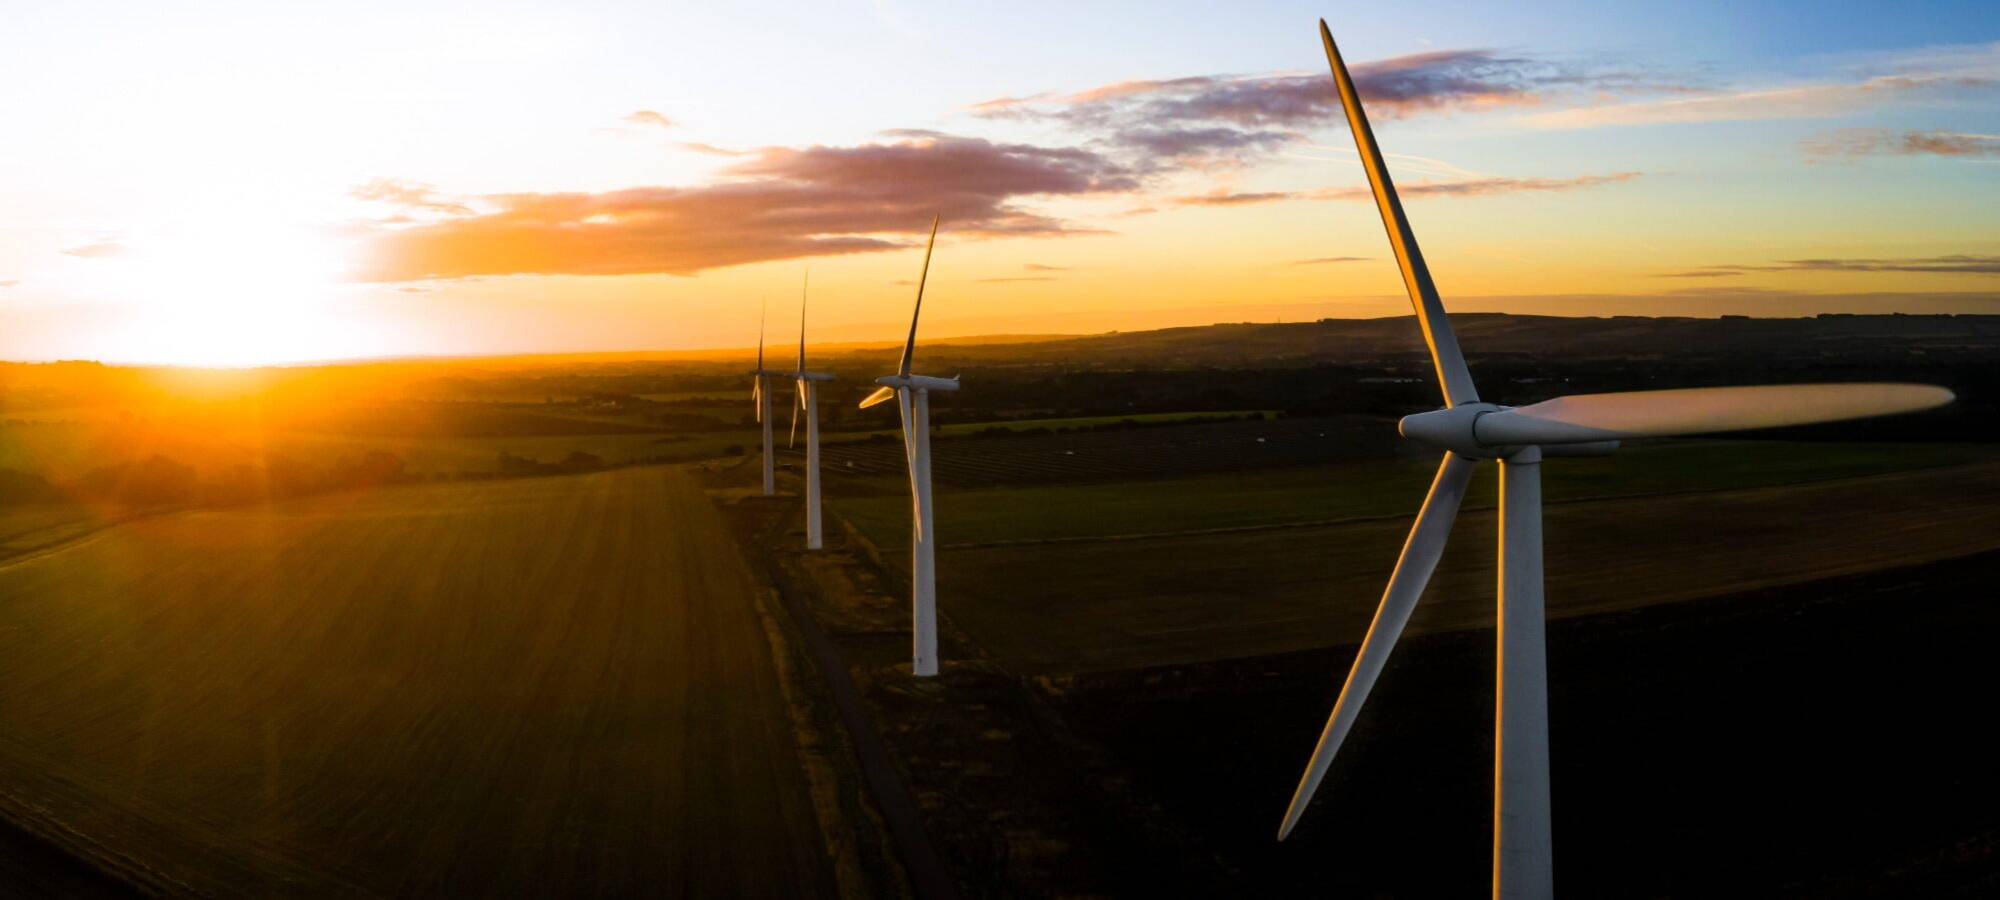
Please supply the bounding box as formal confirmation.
[910,389,938,677]
[1495,447,1553,899]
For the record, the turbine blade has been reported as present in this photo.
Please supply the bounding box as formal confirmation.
[859,385,897,409]
[752,377,762,423]
[897,390,921,541]
[1279,452,1476,840]
[899,214,940,377]
[1319,20,1477,408]
[798,269,808,373]
[1474,383,1954,445]
[757,297,766,372]
[789,386,802,448]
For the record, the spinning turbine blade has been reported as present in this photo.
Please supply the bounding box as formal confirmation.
[752,378,762,423]
[1475,383,1954,446]
[899,215,941,377]
[757,298,766,371]
[1319,20,1477,408]
[790,389,802,448]
[1279,452,1476,840]
[859,385,897,409]
[798,269,809,373]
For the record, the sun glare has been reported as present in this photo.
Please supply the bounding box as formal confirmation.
[77,221,365,367]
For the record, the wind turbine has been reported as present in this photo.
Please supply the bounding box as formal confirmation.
[790,270,836,549]
[1279,20,1954,898]
[748,299,782,496]
[859,215,958,677]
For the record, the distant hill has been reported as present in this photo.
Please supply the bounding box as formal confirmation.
[810,313,2000,370]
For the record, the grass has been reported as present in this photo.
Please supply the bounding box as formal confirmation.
[932,410,1280,437]
[1,416,760,481]
[833,440,1993,549]
[935,456,2000,673]
[0,468,833,895]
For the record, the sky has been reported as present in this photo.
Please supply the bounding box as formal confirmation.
[1,0,1996,365]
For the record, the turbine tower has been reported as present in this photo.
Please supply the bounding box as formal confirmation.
[747,299,782,496]
[859,215,959,677]
[790,270,836,549]
[1280,21,1954,899]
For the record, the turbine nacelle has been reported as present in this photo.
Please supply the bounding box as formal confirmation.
[874,373,961,393]
[1398,404,1621,458]
[793,370,837,383]
[1397,403,1509,458]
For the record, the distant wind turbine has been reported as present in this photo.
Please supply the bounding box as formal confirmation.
[748,298,783,496]
[859,215,959,677]
[791,270,836,549]
[1279,21,1955,899]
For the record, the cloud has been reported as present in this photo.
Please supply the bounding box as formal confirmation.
[0,279,18,287]
[61,241,128,258]
[1529,74,1993,129]
[349,178,474,216]
[1801,128,2000,158]
[983,51,1652,126]
[677,141,749,156]
[1685,255,2000,276]
[1171,189,1297,207]
[1110,126,1296,166]
[1309,172,1642,199]
[1171,172,1641,207]
[355,134,1138,280]
[974,276,1057,283]
[1292,256,1370,265]
[1654,269,1743,278]
[1661,286,1808,297]
[1023,263,1069,271]
[974,50,1684,170]
[623,109,675,129]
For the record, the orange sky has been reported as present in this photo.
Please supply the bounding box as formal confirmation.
[1,3,1995,365]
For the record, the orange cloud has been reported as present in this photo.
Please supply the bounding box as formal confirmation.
[61,241,128,258]
[622,109,675,129]
[1801,128,2000,158]
[349,178,474,216]
[1170,172,1642,207]
[1671,255,2000,277]
[354,134,1138,281]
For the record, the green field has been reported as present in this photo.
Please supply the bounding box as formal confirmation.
[832,440,1993,549]
[0,417,760,482]
[0,468,833,895]
[815,439,2000,673]
[931,458,2000,673]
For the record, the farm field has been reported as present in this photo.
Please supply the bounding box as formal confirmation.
[0,467,834,896]
[919,453,2000,673]
[1052,550,2000,895]
[832,438,1994,549]
[812,414,1413,488]
[1,410,757,482]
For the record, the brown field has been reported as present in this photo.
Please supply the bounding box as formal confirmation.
[0,467,833,896]
[934,460,2000,673]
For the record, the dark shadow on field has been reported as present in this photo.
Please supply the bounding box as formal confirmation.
[1047,551,2000,896]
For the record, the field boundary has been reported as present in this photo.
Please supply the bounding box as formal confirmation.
[750,511,963,900]
[742,557,885,900]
